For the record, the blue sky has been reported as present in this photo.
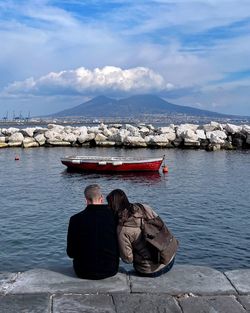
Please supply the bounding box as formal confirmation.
[0,0,250,116]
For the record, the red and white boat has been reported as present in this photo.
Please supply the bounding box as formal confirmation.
[61,155,164,172]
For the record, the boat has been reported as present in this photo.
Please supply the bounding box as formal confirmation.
[61,155,164,172]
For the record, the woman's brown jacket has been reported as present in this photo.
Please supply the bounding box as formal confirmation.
[117,204,166,274]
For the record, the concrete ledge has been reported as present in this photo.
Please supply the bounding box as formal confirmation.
[225,269,250,294]
[130,265,236,295]
[0,266,250,313]
[6,268,129,294]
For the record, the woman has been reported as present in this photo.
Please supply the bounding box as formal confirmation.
[106,189,176,277]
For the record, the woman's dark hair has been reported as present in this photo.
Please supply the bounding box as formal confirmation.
[106,189,135,219]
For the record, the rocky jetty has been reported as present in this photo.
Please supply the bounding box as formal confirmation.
[0,122,250,150]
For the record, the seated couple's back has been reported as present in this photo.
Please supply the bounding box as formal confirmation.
[67,184,177,280]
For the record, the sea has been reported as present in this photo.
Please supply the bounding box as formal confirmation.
[0,146,249,272]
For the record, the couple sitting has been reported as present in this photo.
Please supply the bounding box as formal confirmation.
[67,184,177,280]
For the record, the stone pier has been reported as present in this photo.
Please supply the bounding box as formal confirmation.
[1,265,250,312]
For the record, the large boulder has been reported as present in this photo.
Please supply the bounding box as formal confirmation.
[224,123,242,134]
[182,129,200,147]
[241,125,250,135]
[34,134,46,146]
[158,126,176,141]
[62,133,77,143]
[77,133,95,144]
[2,127,19,136]
[124,135,147,147]
[108,129,130,144]
[123,124,140,136]
[44,130,64,141]
[202,122,222,132]
[20,128,35,137]
[196,129,206,140]
[0,136,6,143]
[33,127,47,135]
[23,137,39,148]
[95,133,108,143]
[145,134,170,147]
[8,132,24,146]
[206,130,227,141]
[176,124,198,139]
[0,142,8,148]
[46,140,71,146]
[87,126,100,135]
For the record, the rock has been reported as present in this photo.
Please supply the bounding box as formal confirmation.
[232,133,246,148]
[206,144,221,151]
[44,130,64,141]
[33,127,47,135]
[0,136,6,143]
[124,136,147,147]
[87,126,100,134]
[8,132,24,143]
[23,137,39,148]
[0,142,8,148]
[46,140,71,146]
[145,134,170,147]
[246,134,250,145]
[124,124,140,136]
[206,130,227,145]
[108,129,130,144]
[158,127,176,141]
[196,129,206,140]
[20,128,35,137]
[202,122,221,132]
[176,124,199,139]
[138,126,150,136]
[77,133,95,144]
[63,133,77,143]
[242,125,250,135]
[2,127,19,136]
[34,134,46,146]
[224,123,242,134]
[95,133,108,143]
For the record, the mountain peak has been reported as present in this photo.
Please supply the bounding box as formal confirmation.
[51,94,227,118]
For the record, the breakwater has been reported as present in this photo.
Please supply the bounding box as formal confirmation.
[0,122,250,150]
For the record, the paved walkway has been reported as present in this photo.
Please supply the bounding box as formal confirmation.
[0,265,250,312]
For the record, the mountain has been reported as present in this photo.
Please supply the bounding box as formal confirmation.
[51,95,229,118]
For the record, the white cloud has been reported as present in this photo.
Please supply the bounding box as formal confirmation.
[3,66,174,96]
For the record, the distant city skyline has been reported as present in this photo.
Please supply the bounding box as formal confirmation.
[0,0,250,116]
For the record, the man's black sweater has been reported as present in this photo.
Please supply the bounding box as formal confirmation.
[67,204,119,279]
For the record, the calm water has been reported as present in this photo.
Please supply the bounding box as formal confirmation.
[0,147,249,272]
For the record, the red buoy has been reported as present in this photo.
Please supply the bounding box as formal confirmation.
[15,155,20,161]
[162,165,168,173]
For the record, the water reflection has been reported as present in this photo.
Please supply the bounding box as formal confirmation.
[61,169,164,185]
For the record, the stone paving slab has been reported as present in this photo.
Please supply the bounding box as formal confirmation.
[8,268,130,294]
[0,293,50,313]
[130,265,236,295]
[53,294,116,313]
[178,295,247,313]
[238,295,250,312]
[225,269,250,294]
[113,293,182,313]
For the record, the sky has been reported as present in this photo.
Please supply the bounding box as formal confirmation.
[0,0,250,117]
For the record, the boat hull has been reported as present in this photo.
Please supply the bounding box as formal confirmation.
[61,157,163,172]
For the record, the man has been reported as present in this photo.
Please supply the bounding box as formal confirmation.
[67,184,119,279]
